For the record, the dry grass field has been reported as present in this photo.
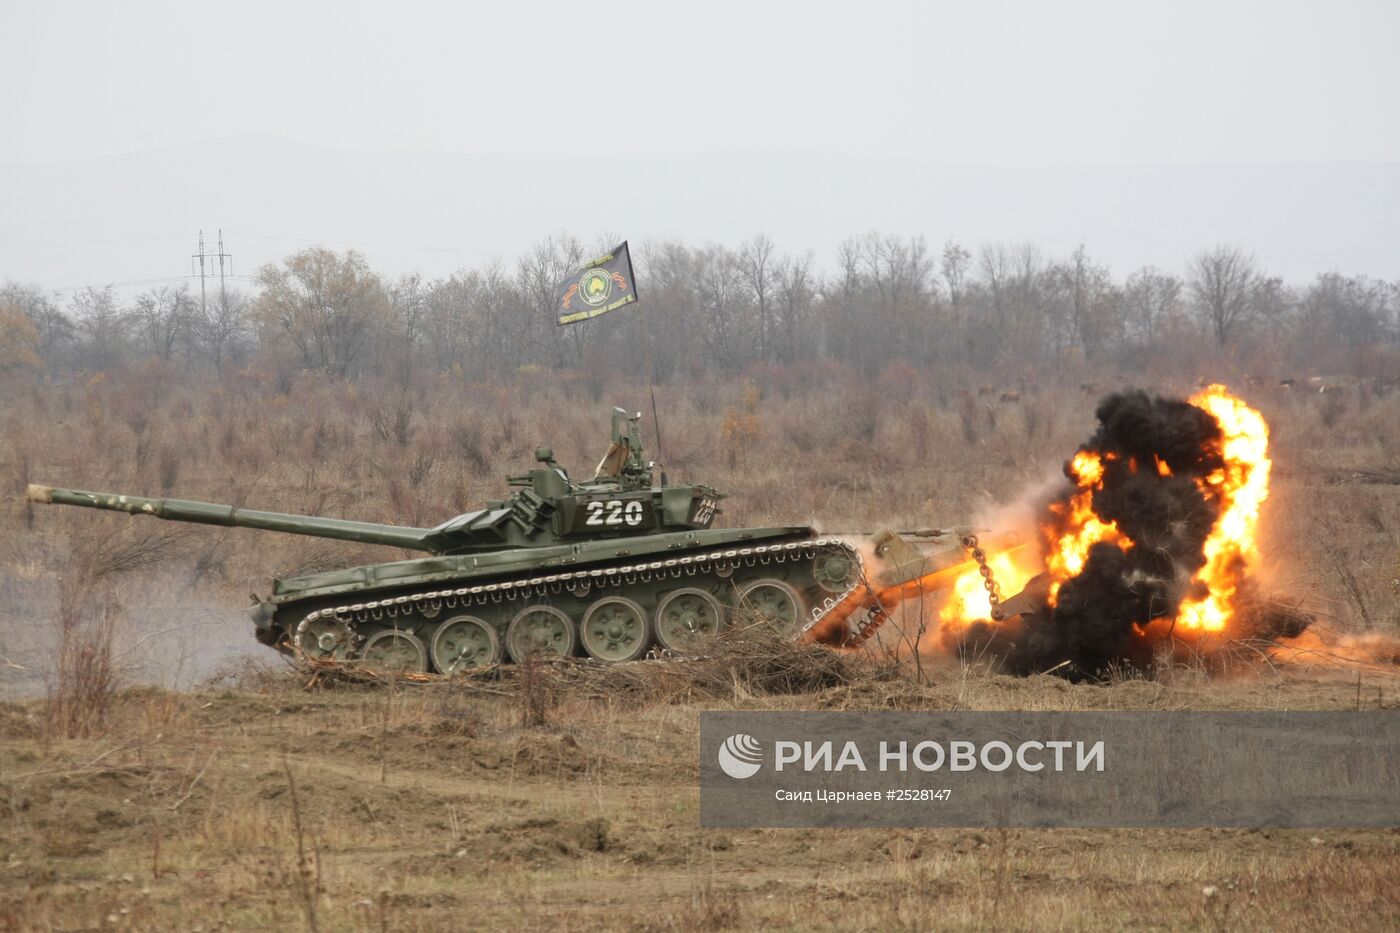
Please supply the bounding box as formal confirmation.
[4,657,1400,931]
[2,363,1399,930]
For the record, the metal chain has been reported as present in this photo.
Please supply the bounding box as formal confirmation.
[960,534,1005,621]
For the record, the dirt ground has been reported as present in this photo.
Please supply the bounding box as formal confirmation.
[4,652,1400,932]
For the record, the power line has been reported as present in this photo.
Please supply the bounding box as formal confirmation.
[44,273,255,294]
[246,233,467,253]
[5,233,193,254]
[48,275,200,293]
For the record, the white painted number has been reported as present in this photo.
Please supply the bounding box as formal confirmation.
[584,500,646,527]
[692,497,717,525]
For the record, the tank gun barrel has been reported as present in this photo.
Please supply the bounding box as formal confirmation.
[26,484,435,551]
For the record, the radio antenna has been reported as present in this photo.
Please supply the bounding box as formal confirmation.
[649,384,667,484]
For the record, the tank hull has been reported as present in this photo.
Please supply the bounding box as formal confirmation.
[259,526,867,671]
[266,525,809,605]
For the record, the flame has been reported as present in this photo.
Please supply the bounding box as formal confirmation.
[1043,451,1130,605]
[937,551,1034,629]
[1173,385,1272,632]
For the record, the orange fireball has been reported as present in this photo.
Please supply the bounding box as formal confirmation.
[1174,385,1272,632]
[1042,450,1131,605]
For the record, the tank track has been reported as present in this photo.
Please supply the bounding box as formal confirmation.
[290,537,888,671]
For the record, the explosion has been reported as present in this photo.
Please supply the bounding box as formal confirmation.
[1174,386,1272,633]
[938,551,1032,630]
[933,384,1293,676]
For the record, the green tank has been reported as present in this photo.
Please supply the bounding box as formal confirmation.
[26,408,889,674]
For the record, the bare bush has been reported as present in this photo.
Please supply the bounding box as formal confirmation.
[45,578,118,739]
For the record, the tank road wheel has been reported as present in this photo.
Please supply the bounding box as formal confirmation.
[294,616,357,663]
[581,596,651,663]
[430,615,502,674]
[737,579,805,638]
[654,588,725,655]
[506,606,577,662]
[358,629,429,674]
[813,550,858,593]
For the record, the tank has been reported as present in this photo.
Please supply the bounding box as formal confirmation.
[26,407,910,674]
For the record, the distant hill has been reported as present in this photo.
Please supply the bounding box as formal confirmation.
[2,135,1396,294]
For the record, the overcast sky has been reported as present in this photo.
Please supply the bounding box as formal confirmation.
[5,0,1398,166]
[2,0,1398,291]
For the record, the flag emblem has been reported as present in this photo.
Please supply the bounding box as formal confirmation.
[579,268,614,307]
[557,241,638,325]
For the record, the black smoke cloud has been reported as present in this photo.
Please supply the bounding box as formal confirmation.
[956,390,1308,678]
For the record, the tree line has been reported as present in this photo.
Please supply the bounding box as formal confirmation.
[3,234,1397,383]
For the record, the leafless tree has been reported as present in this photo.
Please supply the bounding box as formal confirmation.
[821,237,868,365]
[737,235,776,363]
[0,281,72,366]
[253,248,389,376]
[977,243,1014,326]
[1122,266,1182,344]
[379,273,428,383]
[694,245,747,373]
[70,286,128,370]
[1300,272,1392,347]
[195,287,251,374]
[635,240,699,381]
[979,242,1048,360]
[421,270,476,371]
[1251,275,1294,343]
[132,284,194,362]
[517,234,585,366]
[941,241,971,313]
[1054,245,1119,358]
[473,260,523,369]
[1188,245,1258,346]
[774,251,815,363]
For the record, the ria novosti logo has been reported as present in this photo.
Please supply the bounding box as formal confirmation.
[717,733,763,779]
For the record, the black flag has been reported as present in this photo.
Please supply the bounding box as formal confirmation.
[556,241,638,326]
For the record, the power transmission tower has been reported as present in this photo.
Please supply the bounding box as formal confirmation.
[192,230,209,317]
[191,230,233,316]
[214,229,233,308]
